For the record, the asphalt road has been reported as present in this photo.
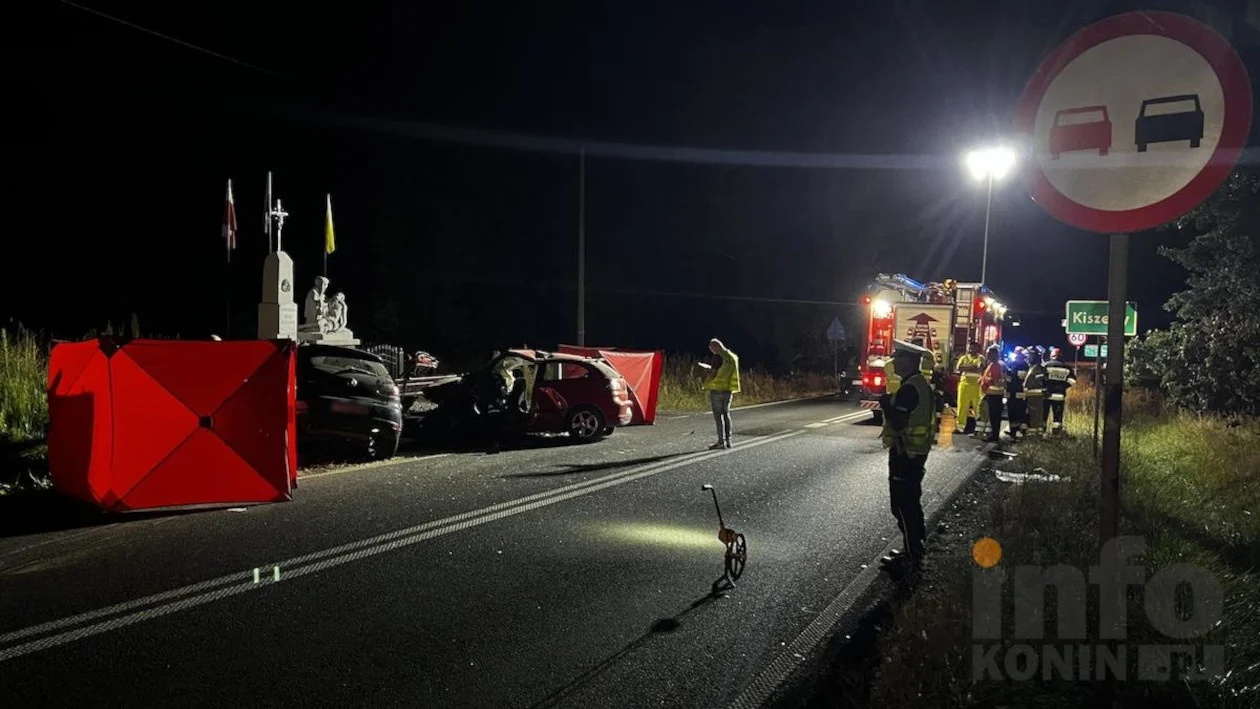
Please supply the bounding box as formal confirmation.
[0,397,985,708]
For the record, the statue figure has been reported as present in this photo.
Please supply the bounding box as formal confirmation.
[300,276,330,332]
[327,292,349,333]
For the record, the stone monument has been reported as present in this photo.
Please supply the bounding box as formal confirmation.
[257,251,298,340]
[256,194,299,341]
[297,277,358,346]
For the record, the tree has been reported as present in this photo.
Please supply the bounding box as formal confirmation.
[1145,170,1260,415]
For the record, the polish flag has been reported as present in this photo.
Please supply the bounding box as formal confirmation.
[223,179,238,258]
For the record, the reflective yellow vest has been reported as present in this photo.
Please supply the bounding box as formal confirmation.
[704,348,741,393]
[881,374,934,456]
[883,359,901,394]
[956,353,984,383]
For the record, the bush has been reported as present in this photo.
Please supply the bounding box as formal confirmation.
[655,352,835,412]
[0,326,47,442]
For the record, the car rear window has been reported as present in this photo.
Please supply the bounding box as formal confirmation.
[589,360,622,380]
[1058,108,1107,126]
[309,355,391,379]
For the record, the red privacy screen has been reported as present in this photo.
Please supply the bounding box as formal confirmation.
[558,345,663,424]
[47,338,297,511]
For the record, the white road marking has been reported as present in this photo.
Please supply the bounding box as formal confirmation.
[664,394,840,418]
[805,422,829,429]
[824,411,870,423]
[0,430,804,662]
[299,454,451,480]
[727,447,988,709]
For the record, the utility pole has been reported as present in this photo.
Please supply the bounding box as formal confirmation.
[980,173,993,287]
[577,148,586,346]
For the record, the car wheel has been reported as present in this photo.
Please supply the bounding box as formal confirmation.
[1137,143,1147,152]
[871,410,884,425]
[566,407,606,442]
[367,433,399,461]
[601,426,615,436]
[1190,139,1200,148]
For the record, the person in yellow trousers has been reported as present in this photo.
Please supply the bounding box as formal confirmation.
[955,342,984,434]
[704,338,741,450]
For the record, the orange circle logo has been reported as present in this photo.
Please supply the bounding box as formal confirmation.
[972,537,1003,568]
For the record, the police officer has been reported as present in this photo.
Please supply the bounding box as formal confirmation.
[880,339,936,572]
[1043,347,1076,434]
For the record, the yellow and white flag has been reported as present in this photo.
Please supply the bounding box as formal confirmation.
[324,194,336,255]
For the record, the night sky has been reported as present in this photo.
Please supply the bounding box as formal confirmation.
[15,1,1260,370]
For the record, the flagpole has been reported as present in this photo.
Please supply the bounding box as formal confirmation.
[224,178,234,338]
[225,259,231,338]
[324,193,333,278]
[265,171,273,253]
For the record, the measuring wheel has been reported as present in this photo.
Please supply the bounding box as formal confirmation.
[725,533,747,580]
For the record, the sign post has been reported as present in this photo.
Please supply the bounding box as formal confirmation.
[1094,337,1104,459]
[826,317,847,389]
[1014,11,1251,546]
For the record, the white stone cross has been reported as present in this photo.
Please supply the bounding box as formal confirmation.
[271,199,289,252]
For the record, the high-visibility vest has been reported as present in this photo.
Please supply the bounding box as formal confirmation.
[884,359,901,394]
[882,374,934,457]
[704,349,741,393]
[956,353,984,384]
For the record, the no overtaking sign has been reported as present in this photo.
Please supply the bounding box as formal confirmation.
[1014,11,1251,233]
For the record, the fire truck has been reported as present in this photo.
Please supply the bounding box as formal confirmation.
[857,273,1008,423]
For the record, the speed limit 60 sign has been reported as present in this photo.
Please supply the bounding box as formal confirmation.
[1068,332,1088,347]
[1014,12,1251,233]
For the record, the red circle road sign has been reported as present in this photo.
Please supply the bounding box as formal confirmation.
[1068,332,1088,347]
[1013,12,1251,233]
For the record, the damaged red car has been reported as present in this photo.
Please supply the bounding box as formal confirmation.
[421,349,634,443]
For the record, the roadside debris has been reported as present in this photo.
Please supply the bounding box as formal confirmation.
[995,467,1063,484]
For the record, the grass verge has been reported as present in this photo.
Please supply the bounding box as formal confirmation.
[0,326,49,496]
[812,380,1258,707]
[656,353,836,412]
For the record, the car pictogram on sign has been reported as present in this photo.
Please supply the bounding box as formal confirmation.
[1135,94,1204,151]
[1049,105,1112,159]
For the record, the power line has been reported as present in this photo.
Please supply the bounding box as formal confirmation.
[59,0,279,77]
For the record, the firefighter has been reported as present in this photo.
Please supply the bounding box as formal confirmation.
[1005,347,1030,440]
[880,339,935,573]
[1024,349,1048,436]
[910,337,936,378]
[909,337,944,442]
[883,355,901,395]
[1043,347,1075,434]
[979,346,1006,442]
[955,341,984,434]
